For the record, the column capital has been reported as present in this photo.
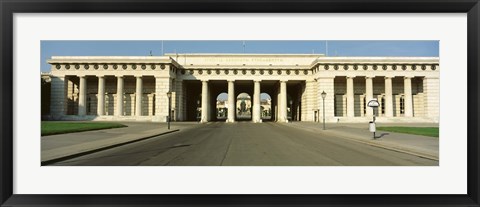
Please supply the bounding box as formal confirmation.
[365,76,375,79]
[384,75,394,79]
[404,76,414,79]
[78,75,86,78]
[346,76,356,79]
[135,75,143,78]
[115,75,124,78]
[201,79,209,83]
[96,75,105,78]
[280,80,288,83]
[227,79,235,82]
[254,80,262,83]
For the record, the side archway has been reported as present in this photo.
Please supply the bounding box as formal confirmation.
[216,92,228,121]
[260,93,273,121]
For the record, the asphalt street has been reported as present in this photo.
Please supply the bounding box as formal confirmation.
[51,122,438,166]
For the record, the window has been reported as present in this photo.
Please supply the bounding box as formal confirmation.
[333,96,337,117]
[363,97,366,115]
[381,97,385,115]
[400,96,405,114]
[87,96,93,115]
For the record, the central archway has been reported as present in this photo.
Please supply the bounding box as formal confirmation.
[236,93,252,121]
[260,93,272,121]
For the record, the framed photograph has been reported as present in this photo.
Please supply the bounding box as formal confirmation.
[1,0,479,206]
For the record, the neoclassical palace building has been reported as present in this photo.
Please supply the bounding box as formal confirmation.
[45,53,439,123]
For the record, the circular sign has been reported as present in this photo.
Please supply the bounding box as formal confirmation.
[367,99,380,107]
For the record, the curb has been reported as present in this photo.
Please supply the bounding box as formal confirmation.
[41,129,180,166]
[285,123,439,161]
[331,133,439,161]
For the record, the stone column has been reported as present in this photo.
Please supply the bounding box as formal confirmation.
[227,80,235,123]
[116,76,124,116]
[346,76,355,117]
[135,76,143,116]
[384,76,393,117]
[201,80,209,123]
[50,76,67,118]
[278,80,288,122]
[78,75,87,116]
[404,76,414,117]
[252,80,261,123]
[365,76,374,117]
[97,75,105,116]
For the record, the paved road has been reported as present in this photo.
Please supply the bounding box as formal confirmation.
[51,122,438,166]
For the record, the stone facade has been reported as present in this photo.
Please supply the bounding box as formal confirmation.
[46,54,440,123]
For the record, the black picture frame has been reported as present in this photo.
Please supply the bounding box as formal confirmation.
[1,0,479,206]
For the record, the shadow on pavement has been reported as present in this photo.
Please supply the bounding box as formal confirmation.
[375,133,390,139]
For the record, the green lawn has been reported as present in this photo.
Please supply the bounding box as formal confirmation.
[41,122,127,136]
[377,126,439,137]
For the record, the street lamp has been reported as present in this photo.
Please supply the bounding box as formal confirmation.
[367,99,380,139]
[166,91,172,130]
[321,91,326,130]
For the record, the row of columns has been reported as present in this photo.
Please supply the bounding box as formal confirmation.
[62,75,421,120]
[76,75,145,116]
[345,76,414,117]
[200,80,289,123]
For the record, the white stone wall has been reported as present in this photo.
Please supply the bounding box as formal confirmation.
[424,77,440,121]
[154,77,172,122]
[302,80,316,121]
[317,77,335,120]
[300,83,307,121]
[47,55,439,122]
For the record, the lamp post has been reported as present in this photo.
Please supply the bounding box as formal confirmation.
[197,99,200,122]
[166,91,172,130]
[321,91,326,130]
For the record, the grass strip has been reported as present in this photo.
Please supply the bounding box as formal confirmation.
[42,122,127,136]
[377,126,439,137]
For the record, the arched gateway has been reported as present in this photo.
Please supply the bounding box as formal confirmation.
[45,54,440,123]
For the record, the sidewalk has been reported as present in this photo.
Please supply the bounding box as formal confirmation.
[287,122,439,160]
[41,122,196,164]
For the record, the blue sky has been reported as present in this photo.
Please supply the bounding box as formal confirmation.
[41,40,439,72]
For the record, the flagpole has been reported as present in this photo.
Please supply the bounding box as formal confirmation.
[243,41,245,53]
[326,40,328,56]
